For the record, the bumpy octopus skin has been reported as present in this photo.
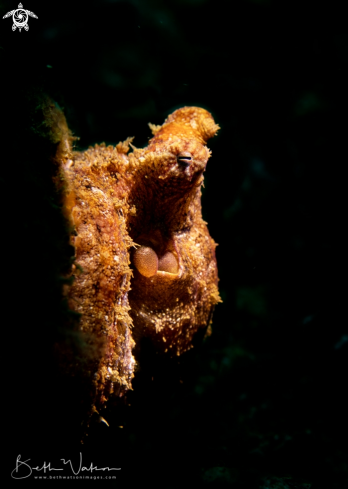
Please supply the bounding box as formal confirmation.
[51,104,220,414]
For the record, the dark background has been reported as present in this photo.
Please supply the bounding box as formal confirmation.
[1,0,347,487]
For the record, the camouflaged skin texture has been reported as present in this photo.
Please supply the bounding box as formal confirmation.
[50,103,220,414]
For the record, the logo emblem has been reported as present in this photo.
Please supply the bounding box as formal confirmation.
[2,3,38,32]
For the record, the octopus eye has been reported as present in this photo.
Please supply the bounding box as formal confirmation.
[177,152,193,166]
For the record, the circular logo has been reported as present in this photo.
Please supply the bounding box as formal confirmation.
[13,9,28,28]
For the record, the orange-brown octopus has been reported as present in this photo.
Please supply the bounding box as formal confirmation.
[49,102,221,423]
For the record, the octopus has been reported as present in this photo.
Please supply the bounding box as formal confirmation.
[47,101,221,427]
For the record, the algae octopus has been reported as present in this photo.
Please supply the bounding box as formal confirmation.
[50,103,221,421]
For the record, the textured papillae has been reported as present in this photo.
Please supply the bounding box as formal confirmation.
[49,102,221,423]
